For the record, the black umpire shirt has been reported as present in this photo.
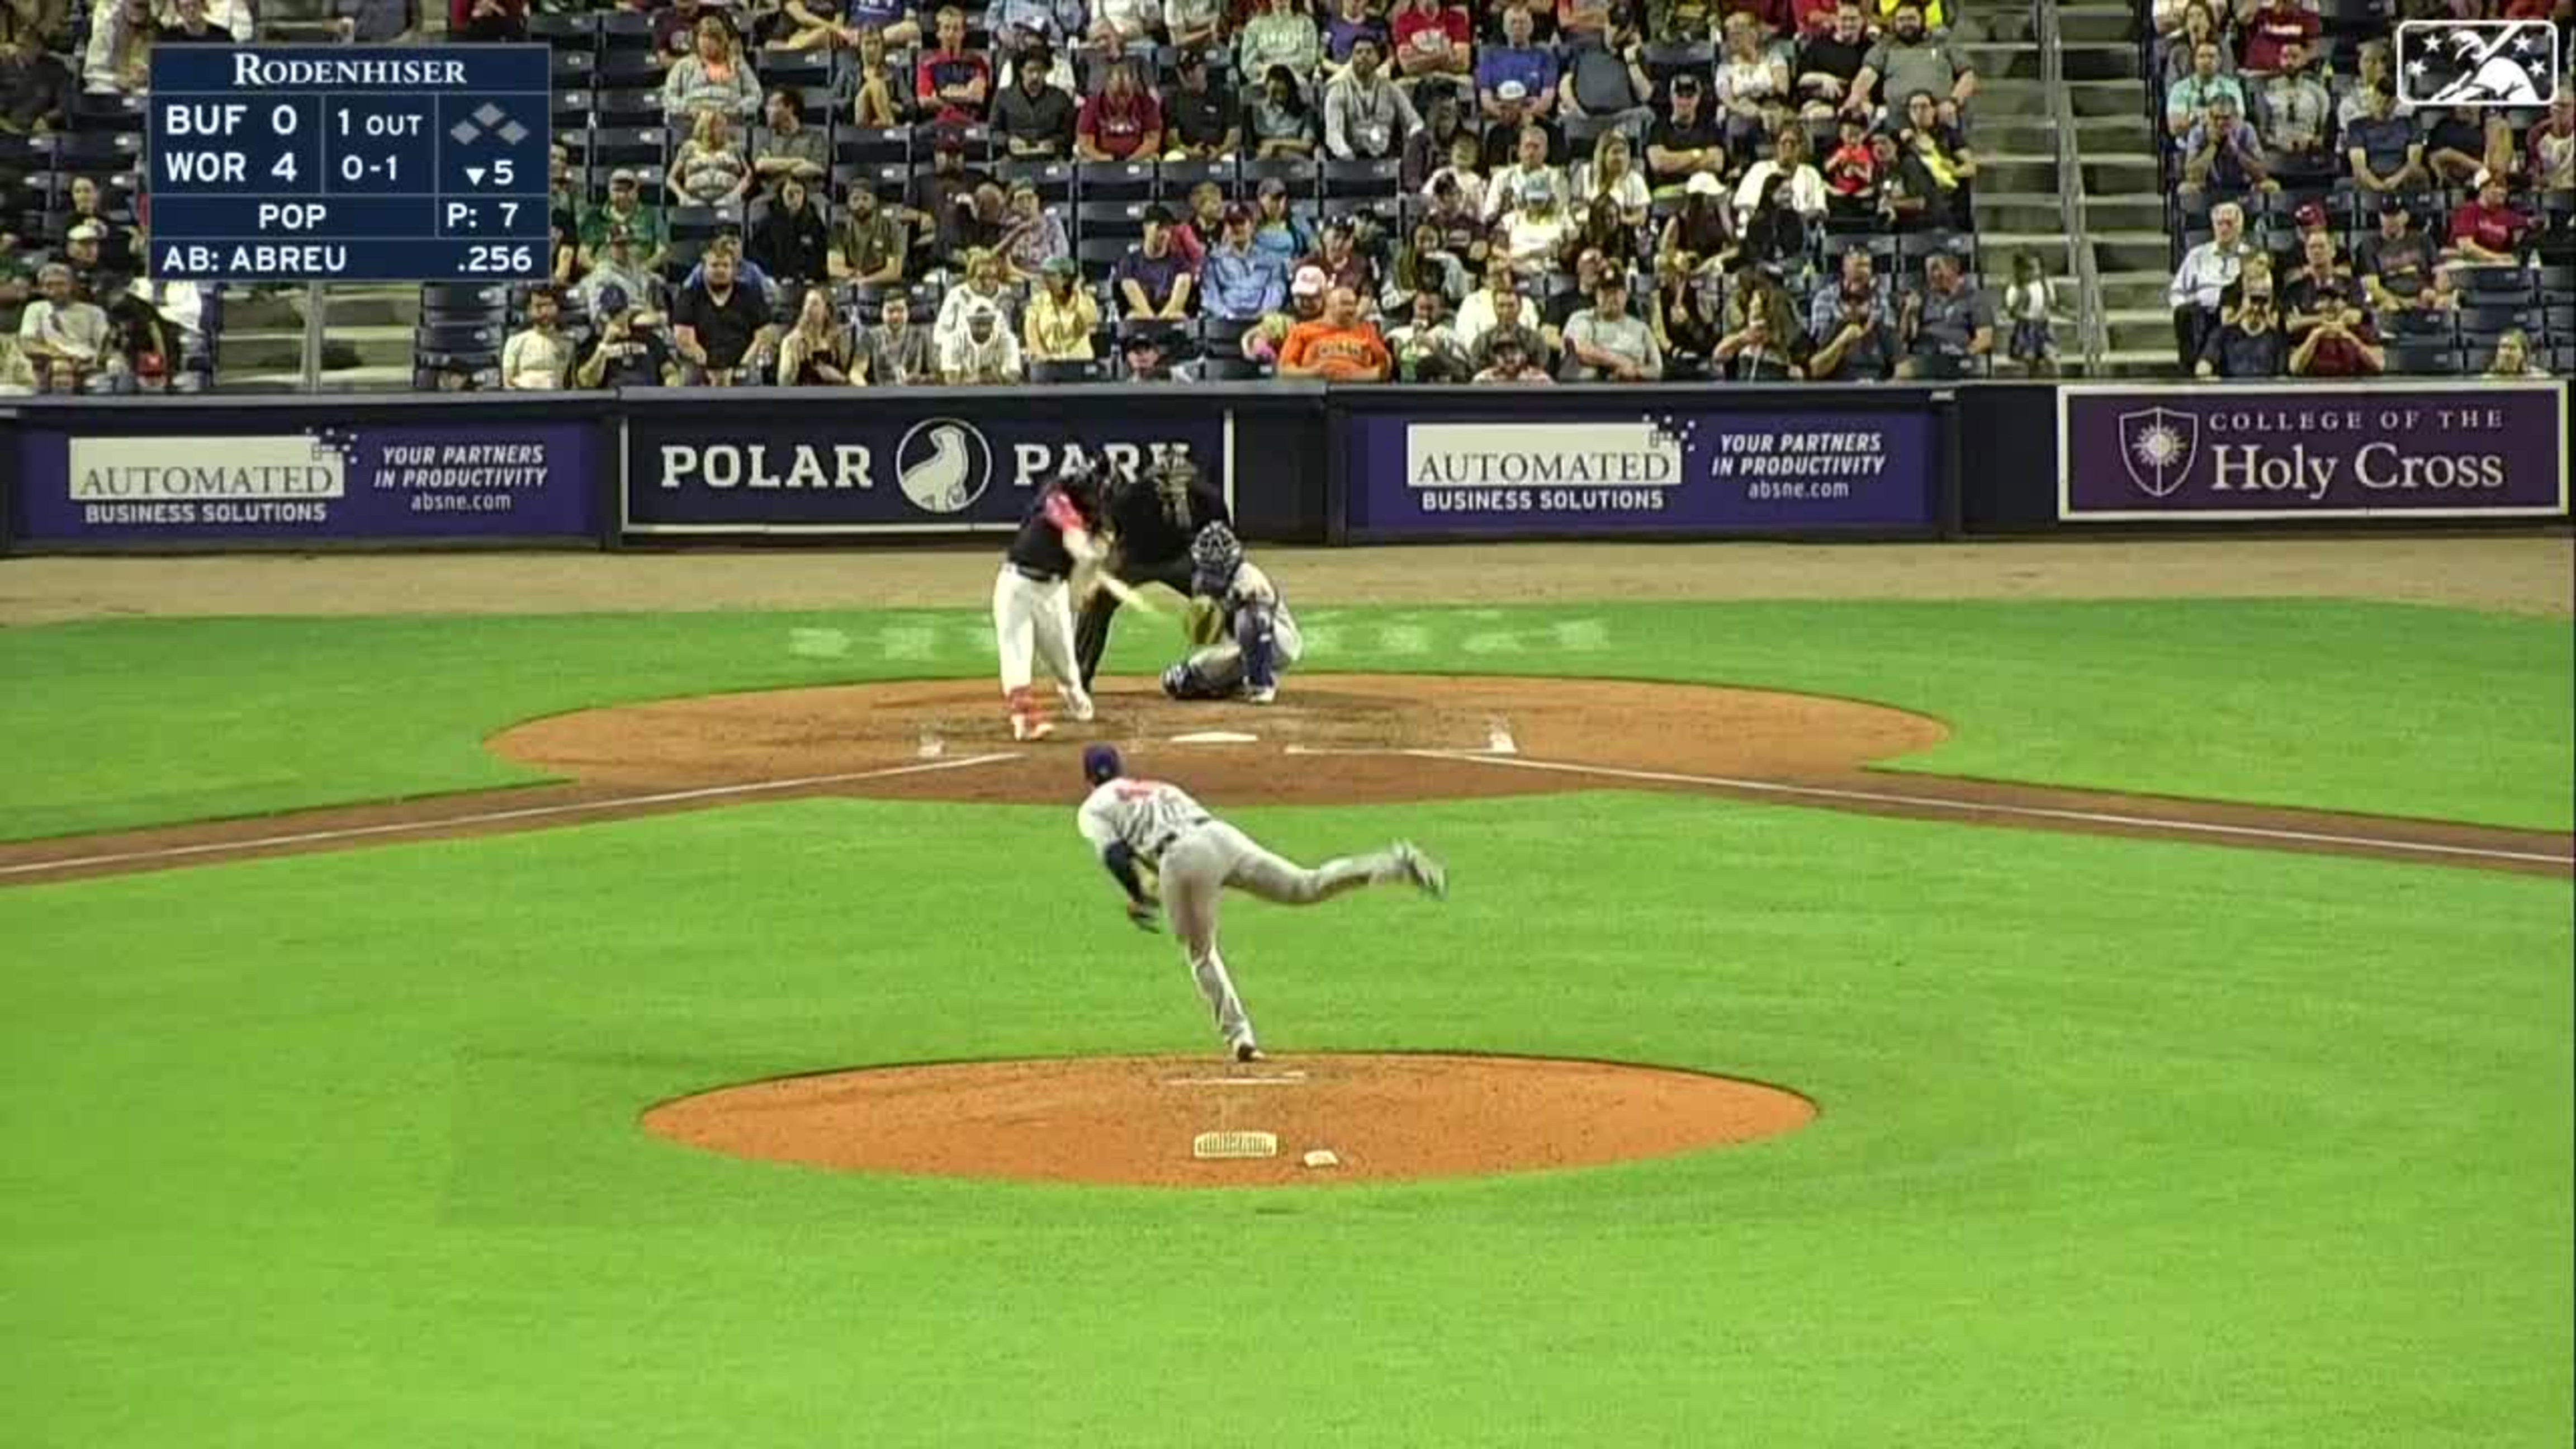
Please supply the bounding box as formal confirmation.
[1109,473,1232,574]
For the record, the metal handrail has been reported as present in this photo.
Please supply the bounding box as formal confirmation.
[2037,0,2111,373]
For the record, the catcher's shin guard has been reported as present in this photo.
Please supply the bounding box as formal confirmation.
[1161,662,1228,700]
[1235,605,1278,690]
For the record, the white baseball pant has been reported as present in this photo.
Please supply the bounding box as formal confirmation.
[1154,821,1412,1051]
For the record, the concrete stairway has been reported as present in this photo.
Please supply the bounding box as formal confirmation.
[1951,0,2167,375]
[214,286,422,392]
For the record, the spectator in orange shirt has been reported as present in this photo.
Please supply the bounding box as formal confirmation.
[1277,285,1394,379]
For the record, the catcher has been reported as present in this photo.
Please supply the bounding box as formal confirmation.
[1161,523,1300,705]
[1073,452,1232,693]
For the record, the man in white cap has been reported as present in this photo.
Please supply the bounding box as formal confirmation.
[1244,263,1329,361]
[1476,4,1559,124]
[580,169,668,272]
[940,297,1023,382]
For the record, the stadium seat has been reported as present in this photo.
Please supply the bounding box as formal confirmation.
[668,205,737,241]
[552,89,596,131]
[1323,157,1400,200]
[599,8,655,41]
[997,159,1076,202]
[589,127,670,168]
[595,51,660,89]
[1638,40,1713,92]
[1076,199,1151,238]
[2457,266,2535,302]
[2385,340,2456,375]
[1238,156,1318,198]
[1200,314,1257,351]
[417,322,505,352]
[1156,158,1235,201]
[1196,356,1267,380]
[53,131,139,172]
[1032,358,1111,382]
[1075,236,1130,277]
[916,122,995,160]
[1078,161,1158,201]
[528,10,599,43]
[836,127,913,165]
[552,50,598,85]
[68,91,145,133]
[761,49,834,89]
[2459,302,2527,337]
[422,282,513,314]
[831,159,912,198]
[596,88,664,129]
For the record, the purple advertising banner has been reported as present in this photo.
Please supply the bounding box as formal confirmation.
[11,418,599,542]
[1343,406,1938,538]
[2057,382,2570,521]
[626,406,1231,534]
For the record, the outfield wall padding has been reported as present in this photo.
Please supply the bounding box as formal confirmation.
[3,379,2565,555]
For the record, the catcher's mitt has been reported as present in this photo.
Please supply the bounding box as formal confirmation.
[1182,596,1228,647]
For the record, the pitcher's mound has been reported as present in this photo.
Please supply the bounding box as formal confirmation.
[642,1053,1815,1187]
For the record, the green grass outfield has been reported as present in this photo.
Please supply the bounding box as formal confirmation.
[1,599,2569,1447]
[1,795,2567,1447]
[0,598,2568,841]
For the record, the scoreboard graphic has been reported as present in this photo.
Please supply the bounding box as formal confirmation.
[145,46,552,283]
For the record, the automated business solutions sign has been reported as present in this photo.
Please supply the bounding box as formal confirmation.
[1343,405,1938,539]
[9,419,597,543]
[624,405,1233,534]
[2057,382,2570,522]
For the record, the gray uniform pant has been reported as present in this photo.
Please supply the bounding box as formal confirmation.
[1155,821,1405,1050]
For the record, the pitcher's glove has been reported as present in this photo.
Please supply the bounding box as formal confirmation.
[1182,596,1227,647]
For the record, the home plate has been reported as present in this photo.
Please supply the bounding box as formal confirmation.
[1169,731,1260,745]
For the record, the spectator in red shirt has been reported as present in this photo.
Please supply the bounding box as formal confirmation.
[915,6,992,126]
[1791,0,1841,29]
[2235,0,2317,74]
[451,0,527,41]
[1720,0,1793,35]
[2446,171,2532,263]
[1076,56,1163,160]
[1389,0,1471,86]
[2288,285,2383,376]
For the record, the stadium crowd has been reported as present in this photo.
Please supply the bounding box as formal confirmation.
[2151,0,2573,378]
[1,0,2565,391]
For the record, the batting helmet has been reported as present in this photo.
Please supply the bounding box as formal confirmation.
[1082,744,1123,787]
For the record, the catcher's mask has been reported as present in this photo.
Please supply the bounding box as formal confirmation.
[1082,744,1123,787]
[1190,523,1243,596]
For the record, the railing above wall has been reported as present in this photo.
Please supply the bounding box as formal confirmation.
[2038,0,2113,375]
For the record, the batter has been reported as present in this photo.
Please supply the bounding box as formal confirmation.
[1076,744,1447,1061]
[992,460,1108,740]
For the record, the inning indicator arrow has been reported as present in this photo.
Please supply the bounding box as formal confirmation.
[465,166,486,184]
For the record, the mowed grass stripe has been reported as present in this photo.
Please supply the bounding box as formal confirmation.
[0,793,2566,1446]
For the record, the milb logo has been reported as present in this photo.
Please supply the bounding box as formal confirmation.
[2394,21,2559,107]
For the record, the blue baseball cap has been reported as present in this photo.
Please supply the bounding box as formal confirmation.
[1082,744,1122,785]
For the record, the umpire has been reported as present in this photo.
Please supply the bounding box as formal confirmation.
[1073,452,1232,692]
